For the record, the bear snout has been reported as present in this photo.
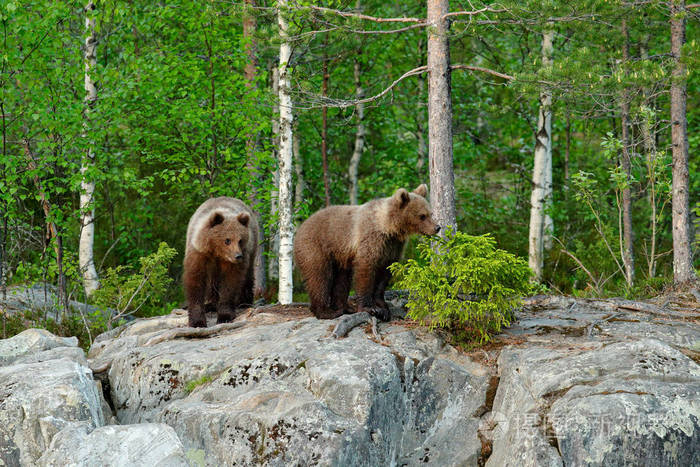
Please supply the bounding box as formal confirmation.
[434,225,441,234]
[234,252,244,261]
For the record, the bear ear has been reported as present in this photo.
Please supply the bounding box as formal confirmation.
[209,212,225,228]
[393,188,411,209]
[237,212,250,227]
[413,184,428,198]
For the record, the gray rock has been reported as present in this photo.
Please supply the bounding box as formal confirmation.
[488,339,700,467]
[82,295,700,467]
[0,328,78,367]
[0,283,109,322]
[38,422,189,467]
[91,311,490,466]
[0,358,105,466]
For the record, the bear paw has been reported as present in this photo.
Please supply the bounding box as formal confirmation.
[216,309,236,324]
[188,313,207,328]
[358,305,391,322]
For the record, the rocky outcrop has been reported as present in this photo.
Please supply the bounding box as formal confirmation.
[87,296,699,466]
[0,329,188,467]
[38,422,189,467]
[1,294,698,466]
[485,296,700,467]
[88,307,490,466]
[0,283,108,322]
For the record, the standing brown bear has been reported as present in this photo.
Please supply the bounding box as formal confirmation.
[184,197,259,327]
[294,184,440,321]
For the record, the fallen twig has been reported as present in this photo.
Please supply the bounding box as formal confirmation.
[332,312,371,338]
[371,317,380,340]
[143,321,247,347]
[587,312,620,337]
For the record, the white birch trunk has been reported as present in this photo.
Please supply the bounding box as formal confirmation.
[277,1,294,304]
[268,64,280,281]
[542,30,554,251]
[349,59,365,205]
[529,30,553,281]
[427,0,456,232]
[80,1,100,297]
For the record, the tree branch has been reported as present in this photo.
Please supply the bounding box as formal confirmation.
[305,4,423,23]
[296,64,510,109]
[303,4,505,25]
[452,64,513,80]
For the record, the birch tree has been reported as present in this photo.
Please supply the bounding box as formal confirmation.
[80,0,100,296]
[528,29,553,281]
[277,0,294,303]
[268,64,280,282]
[348,58,365,205]
[669,0,697,285]
[427,0,456,232]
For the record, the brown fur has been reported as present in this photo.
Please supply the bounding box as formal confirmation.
[294,184,439,321]
[183,197,259,327]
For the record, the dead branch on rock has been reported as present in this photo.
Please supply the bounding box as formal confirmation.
[371,317,380,340]
[143,321,247,347]
[332,312,371,338]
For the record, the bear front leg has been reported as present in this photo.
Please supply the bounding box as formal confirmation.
[239,266,255,308]
[355,262,390,322]
[300,255,342,319]
[331,267,353,315]
[184,252,208,328]
[216,273,243,324]
[373,267,391,313]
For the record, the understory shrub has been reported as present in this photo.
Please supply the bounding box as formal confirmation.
[91,241,178,328]
[389,229,535,345]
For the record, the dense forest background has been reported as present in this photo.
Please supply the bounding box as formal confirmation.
[0,0,698,335]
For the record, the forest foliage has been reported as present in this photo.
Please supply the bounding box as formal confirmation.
[0,0,698,342]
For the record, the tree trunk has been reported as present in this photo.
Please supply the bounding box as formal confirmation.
[620,18,635,287]
[426,0,456,232]
[321,41,331,207]
[0,100,6,298]
[277,1,295,304]
[268,63,280,282]
[80,0,100,297]
[542,30,554,251]
[669,0,697,285]
[528,29,554,281]
[243,0,266,299]
[640,40,658,277]
[349,58,365,205]
[416,38,427,176]
[293,122,305,214]
[564,110,570,185]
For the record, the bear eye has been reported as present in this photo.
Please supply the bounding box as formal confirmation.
[239,239,244,247]
[420,214,427,221]
[225,238,231,245]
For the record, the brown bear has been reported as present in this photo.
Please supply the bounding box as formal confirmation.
[184,197,259,327]
[294,184,440,322]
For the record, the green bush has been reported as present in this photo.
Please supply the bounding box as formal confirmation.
[389,229,535,345]
[92,242,178,328]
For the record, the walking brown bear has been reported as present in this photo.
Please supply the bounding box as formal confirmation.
[294,184,440,321]
[184,197,259,327]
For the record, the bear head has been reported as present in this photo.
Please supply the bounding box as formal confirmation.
[387,184,440,237]
[204,211,251,264]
